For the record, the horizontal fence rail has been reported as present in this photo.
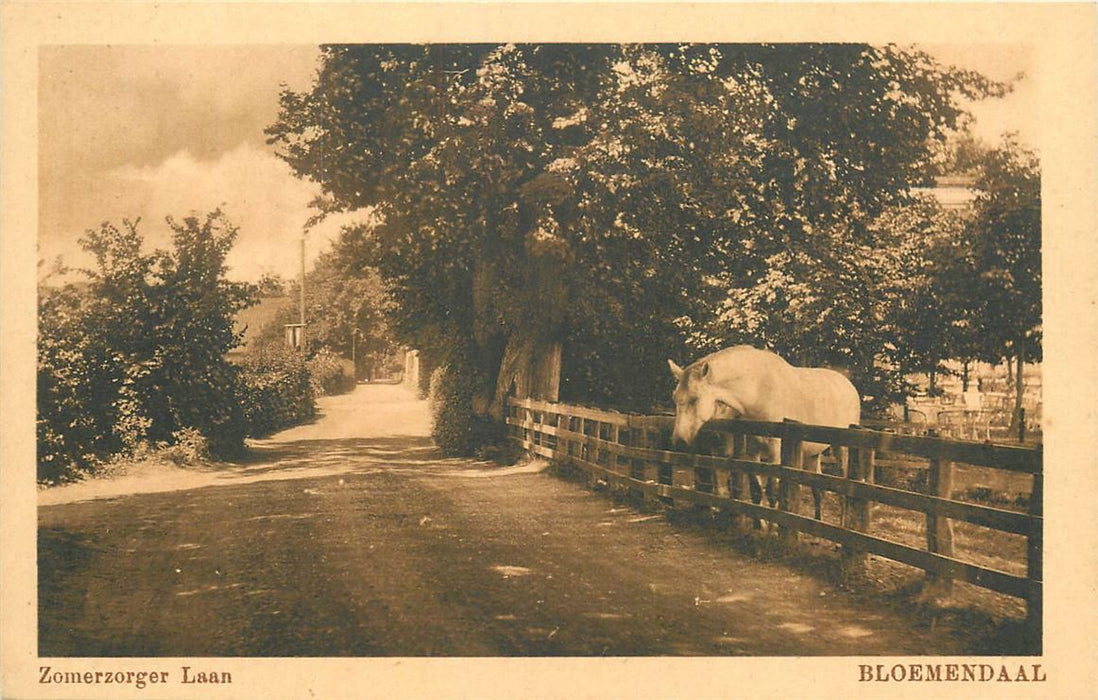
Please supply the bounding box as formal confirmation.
[506,396,1043,631]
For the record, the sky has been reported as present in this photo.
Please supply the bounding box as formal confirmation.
[37,43,1037,283]
[38,45,360,283]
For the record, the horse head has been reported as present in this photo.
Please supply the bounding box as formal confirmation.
[668,358,723,446]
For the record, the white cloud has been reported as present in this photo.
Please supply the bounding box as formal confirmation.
[100,143,369,281]
[923,43,1038,150]
[36,45,349,284]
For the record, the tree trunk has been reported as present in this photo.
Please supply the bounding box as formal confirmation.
[1011,338,1026,433]
[490,334,562,419]
[962,361,970,392]
[470,332,508,417]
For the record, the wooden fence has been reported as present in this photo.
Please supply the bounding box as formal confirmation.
[506,397,1043,634]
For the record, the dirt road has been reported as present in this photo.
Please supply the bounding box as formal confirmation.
[40,383,967,656]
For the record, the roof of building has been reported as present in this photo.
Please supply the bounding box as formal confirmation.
[229,295,294,355]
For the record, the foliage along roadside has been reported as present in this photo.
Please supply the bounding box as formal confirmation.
[237,345,317,440]
[36,210,357,484]
[427,362,505,458]
[305,349,358,398]
[268,43,1038,454]
[250,249,401,383]
[37,211,253,482]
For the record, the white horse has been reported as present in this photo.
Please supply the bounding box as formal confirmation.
[668,345,861,520]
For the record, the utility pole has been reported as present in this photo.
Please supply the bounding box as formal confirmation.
[350,301,365,381]
[299,233,307,351]
[283,232,309,351]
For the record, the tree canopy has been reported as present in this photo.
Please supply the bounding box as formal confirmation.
[967,136,1042,359]
[964,136,1041,423]
[268,43,1007,423]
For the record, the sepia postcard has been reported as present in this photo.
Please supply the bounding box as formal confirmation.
[2,2,1096,698]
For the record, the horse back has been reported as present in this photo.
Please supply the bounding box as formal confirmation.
[790,366,861,428]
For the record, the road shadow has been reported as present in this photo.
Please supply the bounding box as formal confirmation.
[216,434,509,482]
[40,432,515,507]
[239,434,438,464]
[38,528,103,655]
[228,435,468,479]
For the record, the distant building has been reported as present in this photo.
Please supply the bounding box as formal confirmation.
[403,349,420,388]
[913,175,977,212]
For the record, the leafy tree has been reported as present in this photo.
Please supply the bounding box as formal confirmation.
[150,213,256,451]
[257,245,397,380]
[37,210,255,480]
[940,132,994,176]
[268,43,1004,442]
[256,272,288,297]
[965,135,1041,426]
[870,196,975,397]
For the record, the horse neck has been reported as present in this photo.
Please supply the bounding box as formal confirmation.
[705,351,765,418]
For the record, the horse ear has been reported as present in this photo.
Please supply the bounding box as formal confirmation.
[667,359,684,381]
[699,362,710,378]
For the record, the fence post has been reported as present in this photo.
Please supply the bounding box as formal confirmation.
[522,404,532,449]
[609,422,622,491]
[516,400,524,443]
[583,418,599,489]
[1027,469,1043,651]
[558,405,571,465]
[924,428,955,598]
[723,433,752,532]
[841,424,873,587]
[532,407,542,448]
[506,398,515,441]
[640,426,658,511]
[779,419,804,547]
[545,407,558,453]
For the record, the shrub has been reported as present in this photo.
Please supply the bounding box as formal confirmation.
[428,363,504,457]
[159,427,210,465]
[37,286,117,481]
[238,346,315,437]
[36,211,254,481]
[306,348,357,396]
